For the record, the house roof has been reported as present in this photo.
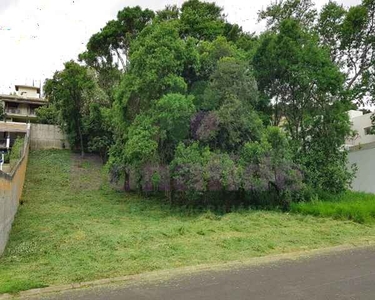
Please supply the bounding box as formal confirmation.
[15,85,41,94]
[0,94,47,105]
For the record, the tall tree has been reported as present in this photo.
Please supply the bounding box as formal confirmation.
[340,0,375,104]
[79,6,155,70]
[79,7,155,103]
[317,1,347,63]
[253,19,352,192]
[115,20,198,124]
[317,0,375,104]
[107,2,303,204]
[258,0,317,30]
[44,61,94,156]
[180,0,225,40]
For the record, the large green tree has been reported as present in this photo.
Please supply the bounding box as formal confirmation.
[317,0,375,104]
[44,61,94,156]
[258,0,317,30]
[107,1,302,206]
[79,6,155,70]
[253,19,352,192]
[47,0,370,204]
[114,20,198,126]
[78,7,155,103]
[179,0,225,40]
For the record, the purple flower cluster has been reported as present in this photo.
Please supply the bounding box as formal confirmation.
[126,158,303,194]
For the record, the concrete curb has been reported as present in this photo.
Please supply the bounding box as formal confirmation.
[1,242,374,299]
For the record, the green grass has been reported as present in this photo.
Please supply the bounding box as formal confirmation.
[1,150,375,294]
[291,192,375,224]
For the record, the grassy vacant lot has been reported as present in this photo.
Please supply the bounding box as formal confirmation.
[1,150,375,294]
[291,192,375,224]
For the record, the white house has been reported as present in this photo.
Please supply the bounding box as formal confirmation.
[0,85,47,123]
[346,110,375,194]
[346,110,375,148]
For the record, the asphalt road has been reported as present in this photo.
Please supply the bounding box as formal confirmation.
[43,247,375,300]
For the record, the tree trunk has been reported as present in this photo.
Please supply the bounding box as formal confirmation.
[124,170,130,192]
[78,125,84,157]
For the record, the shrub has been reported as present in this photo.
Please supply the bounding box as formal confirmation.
[10,137,24,169]
[35,105,59,125]
[0,101,4,121]
[291,191,375,224]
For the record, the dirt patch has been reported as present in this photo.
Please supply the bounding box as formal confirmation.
[70,154,104,191]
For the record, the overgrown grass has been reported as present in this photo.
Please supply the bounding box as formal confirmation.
[291,192,375,224]
[9,137,24,170]
[1,150,375,294]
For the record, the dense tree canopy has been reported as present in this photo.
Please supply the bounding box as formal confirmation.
[44,0,375,207]
[105,1,303,206]
[259,0,317,30]
[35,105,59,125]
[319,0,375,104]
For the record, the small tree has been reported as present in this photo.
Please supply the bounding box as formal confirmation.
[44,61,94,156]
[253,19,353,193]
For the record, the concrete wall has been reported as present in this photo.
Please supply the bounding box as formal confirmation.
[348,147,375,194]
[0,129,30,255]
[0,121,28,133]
[30,124,69,150]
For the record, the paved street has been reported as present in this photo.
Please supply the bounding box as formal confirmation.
[42,246,375,300]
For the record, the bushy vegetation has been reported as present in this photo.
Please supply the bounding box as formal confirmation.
[1,150,374,294]
[43,63,113,158]
[9,137,24,169]
[35,105,59,125]
[0,101,4,121]
[291,192,375,224]
[43,0,375,206]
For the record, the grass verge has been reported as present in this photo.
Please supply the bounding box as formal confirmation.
[1,150,375,294]
[291,191,375,224]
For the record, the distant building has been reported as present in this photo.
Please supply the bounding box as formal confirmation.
[346,110,375,194]
[0,85,47,123]
[346,110,375,149]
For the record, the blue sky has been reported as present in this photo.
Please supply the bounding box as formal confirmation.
[0,0,361,95]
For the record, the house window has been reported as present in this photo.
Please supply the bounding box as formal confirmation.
[7,102,18,108]
[29,104,39,116]
[364,126,375,135]
[5,102,20,114]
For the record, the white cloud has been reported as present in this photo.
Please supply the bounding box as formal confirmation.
[0,0,361,95]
